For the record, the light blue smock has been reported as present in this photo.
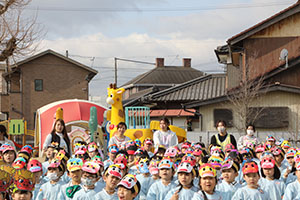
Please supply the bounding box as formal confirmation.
[72,185,102,200]
[94,188,118,200]
[136,174,156,200]
[36,180,65,200]
[165,186,198,200]
[231,185,271,200]
[146,179,177,200]
[216,180,241,200]
[283,179,300,200]
[192,190,222,200]
[258,178,285,200]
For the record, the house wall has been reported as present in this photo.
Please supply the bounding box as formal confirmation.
[244,12,300,80]
[4,54,91,130]
[226,64,241,90]
[199,91,300,135]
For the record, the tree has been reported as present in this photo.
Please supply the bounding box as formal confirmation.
[0,0,42,66]
[226,56,268,134]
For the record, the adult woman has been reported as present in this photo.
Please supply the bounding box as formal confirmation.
[108,122,131,148]
[43,119,71,154]
[210,120,236,151]
[153,118,178,149]
[237,124,259,150]
[0,125,16,149]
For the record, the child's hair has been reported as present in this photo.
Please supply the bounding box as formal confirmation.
[198,176,217,200]
[177,172,194,193]
[246,124,256,132]
[260,165,281,179]
[215,120,226,128]
[118,181,141,195]
[83,171,99,178]
[0,125,8,138]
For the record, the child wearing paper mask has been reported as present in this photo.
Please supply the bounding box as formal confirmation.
[72,161,101,200]
[147,158,176,200]
[136,158,155,200]
[36,159,65,200]
[27,159,44,200]
[283,161,300,199]
[165,161,198,200]
[117,174,141,200]
[259,156,285,200]
[216,158,241,200]
[95,164,122,200]
[232,161,270,200]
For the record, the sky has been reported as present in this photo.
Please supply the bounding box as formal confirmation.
[22,0,297,101]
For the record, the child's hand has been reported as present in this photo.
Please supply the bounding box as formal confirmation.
[170,190,179,200]
[284,168,291,178]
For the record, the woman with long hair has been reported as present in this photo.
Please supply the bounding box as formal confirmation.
[0,124,16,150]
[43,119,71,154]
[153,118,178,150]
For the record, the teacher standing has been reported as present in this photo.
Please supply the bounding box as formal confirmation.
[43,119,71,154]
[210,120,237,151]
[153,118,178,149]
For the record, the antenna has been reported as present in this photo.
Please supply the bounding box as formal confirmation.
[279,49,288,68]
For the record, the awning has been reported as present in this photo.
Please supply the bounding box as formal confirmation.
[150,109,195,117]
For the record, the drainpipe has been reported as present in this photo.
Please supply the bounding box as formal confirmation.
[181,104,203,131]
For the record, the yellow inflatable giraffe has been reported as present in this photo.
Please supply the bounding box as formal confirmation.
[106,83,125,137]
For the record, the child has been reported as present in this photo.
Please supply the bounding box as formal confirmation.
[165,161,198,200]
[27,159,44,200]
[143,137,154,158]
[136,158,154,200]
[104,144,119,169]
[42,142,57,175]
[95,164,122,199]
[11,169,35,200]
[2,145,16,165]
[153,145,166,161]
[147,158,176,200]
[87,142,99,159]
[72,161,101,199]
[216,158,241,200]
[255,144,265,161]
[194,163,222,200]
[232,161,270,200]
[36,159,65,200]
[60,158,83,199]
[283,161,300,199]
[272,146,288,178]
[117,174,141,200]
[114,154,128,177]
[148,159,160,181]
[259,156,285,200]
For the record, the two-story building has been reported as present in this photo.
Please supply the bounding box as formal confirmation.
[1,49,98,130]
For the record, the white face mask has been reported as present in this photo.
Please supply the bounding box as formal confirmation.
[47,172,58,181]
[247,130,254,136]
[81,177,95,186]
[217,127,225,133]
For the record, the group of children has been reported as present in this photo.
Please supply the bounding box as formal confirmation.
[1,133,300,200]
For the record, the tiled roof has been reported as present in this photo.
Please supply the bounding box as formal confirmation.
[122,66,204,87]
[228,2,300,45]
[147,74,226,102]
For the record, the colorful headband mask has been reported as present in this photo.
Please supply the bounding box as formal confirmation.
[12,157,27,169]
[27,159,43,173]
[88,142,98,152]
[109,145,119,154]
[67,158,83,172]
[221,158,239,172]
[13,169,35,192]
[0,170,11,192]
[82,161,100,174]
[117,174,139,194]
[208,156,223,168]
[199,163,216,178]
[138,158,149,174]
[164,147,177,158]
[114,156,127,170]
[91,156,104,167]
[149,160,159,175]
[242,161,259,174]
[261,157,275,169]
[177,161,196,176]
[105,165,122,179]
[158,158,173,169]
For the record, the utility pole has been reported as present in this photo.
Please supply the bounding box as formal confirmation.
[113,57,155,87]
[114,57,117,86]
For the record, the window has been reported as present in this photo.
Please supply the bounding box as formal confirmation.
[34,79,43,91]
[213,109,233,127]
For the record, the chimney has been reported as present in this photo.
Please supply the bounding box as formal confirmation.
[183,58,191,68]
[156,58,164,67]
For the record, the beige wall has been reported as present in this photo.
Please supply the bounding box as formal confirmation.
[199,91,300,133]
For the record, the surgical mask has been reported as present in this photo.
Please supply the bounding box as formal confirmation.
[247,130,254,136]
[47,172,58,181]
[217,127,225,133]
[81,177,95,186]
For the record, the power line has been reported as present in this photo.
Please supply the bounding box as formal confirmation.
[26,1,294,12]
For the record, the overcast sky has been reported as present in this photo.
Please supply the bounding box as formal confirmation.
[24,0,296,99]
